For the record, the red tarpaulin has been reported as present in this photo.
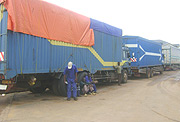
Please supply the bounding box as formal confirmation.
[0,0,94,46]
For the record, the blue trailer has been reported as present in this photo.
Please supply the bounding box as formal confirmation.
[0,3,130,95]
[123,36,164,78]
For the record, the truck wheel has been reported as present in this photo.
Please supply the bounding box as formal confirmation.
[122,70,128,83]
[58,75,67,97]
[29,87,46,94]
[150,68,154,78]
[77,72,82,83]
[78,72,88,83]
[52,79,61,96]
[146,69,150,78]
[160,71,163,74]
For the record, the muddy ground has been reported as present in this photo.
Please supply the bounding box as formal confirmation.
[0,71,180,122]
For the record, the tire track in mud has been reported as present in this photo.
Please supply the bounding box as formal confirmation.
[148,71,180,101]
[145,71,180,122]
[150,109,180,122]
[147,71,178,86]
[157,71,180,102]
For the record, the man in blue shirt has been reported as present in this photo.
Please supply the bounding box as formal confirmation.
[85,73,97,94]
[64,62,78,101]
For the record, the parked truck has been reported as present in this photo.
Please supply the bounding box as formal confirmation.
[162,43,180,70]
[123,36,164,78]
[0,0,130,96]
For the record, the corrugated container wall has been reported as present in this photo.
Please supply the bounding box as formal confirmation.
[6,30,122,79]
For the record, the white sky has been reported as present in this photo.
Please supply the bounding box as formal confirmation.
[44,0,180,44]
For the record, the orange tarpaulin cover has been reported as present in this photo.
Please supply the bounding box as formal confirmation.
[0,0,94,46]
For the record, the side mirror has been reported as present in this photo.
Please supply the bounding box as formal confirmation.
[132,52,135,57]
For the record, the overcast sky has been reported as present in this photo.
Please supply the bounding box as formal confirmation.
[44,0,180,44]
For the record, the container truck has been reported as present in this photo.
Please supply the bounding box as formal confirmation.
[123,36,164,78]
[162,43,180,70]
[0,0,130,96]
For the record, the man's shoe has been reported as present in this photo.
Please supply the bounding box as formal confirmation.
[74,97,78,101]
[67,98,71,101]
[84,94,87,97]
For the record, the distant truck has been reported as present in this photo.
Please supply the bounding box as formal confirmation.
[0,1,130,96]
[162,43,180,70]
[123,36,164,78]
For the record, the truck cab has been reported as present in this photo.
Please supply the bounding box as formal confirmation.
[121,46,131,82]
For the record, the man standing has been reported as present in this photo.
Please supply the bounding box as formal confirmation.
[113,62,122,86]
[64,62,78,101]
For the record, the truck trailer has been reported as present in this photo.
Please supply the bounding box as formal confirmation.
[162,43,180,70]
[0,0,130,96]
[123,36,164,78]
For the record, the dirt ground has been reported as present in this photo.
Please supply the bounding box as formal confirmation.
[0,71,180,122]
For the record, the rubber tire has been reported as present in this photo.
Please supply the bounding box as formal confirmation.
[58,75,67,97]
[160,71,163,74]
[150,68,154,78]
[122,70,128,83]
[146,69,150,78]
[30,87,46,94]
[77,72,83,83]
[78,72,88,83]
[52,79,61,96]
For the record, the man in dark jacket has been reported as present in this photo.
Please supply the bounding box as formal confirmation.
[113,62,122,86]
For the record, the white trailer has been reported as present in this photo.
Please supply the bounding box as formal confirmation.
[162,43,180,70]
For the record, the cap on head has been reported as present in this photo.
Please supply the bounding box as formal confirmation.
[68,62,73,69]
